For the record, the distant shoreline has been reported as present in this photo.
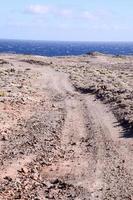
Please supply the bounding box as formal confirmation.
[0,40,133,56]
[0,52,133,59]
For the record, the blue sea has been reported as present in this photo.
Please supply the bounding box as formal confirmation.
[0,39,133,56]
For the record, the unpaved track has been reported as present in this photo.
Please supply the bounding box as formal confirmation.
[0,63,133,199]
[38,67,133,199]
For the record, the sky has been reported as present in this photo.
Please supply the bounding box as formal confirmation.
[0,0,133,41]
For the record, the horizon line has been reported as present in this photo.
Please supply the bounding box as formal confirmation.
[0,38,133,43]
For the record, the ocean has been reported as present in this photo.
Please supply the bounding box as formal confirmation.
[0,40,133,56]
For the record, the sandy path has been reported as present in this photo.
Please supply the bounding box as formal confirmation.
[39,67,133,199]
[0,62,133,199]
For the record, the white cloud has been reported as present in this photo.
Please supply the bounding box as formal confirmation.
[81,9,115,22]
[82,11,98,20]
[25,4,73,18]
[59,9,73,18]
[25,5,116,26]
[26,5,51,15]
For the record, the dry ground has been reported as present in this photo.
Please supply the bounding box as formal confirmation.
[0,53,132,199]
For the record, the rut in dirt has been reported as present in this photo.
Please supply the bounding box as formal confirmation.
[37,68,133,199]
[0,66,133,200]
[47,93,133,199]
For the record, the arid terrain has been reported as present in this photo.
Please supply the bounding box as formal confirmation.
[0,53,133,199]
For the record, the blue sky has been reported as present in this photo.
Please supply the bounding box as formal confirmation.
[0,0,133,41]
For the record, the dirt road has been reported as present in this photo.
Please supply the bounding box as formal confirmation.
[0,59,133,199]
[39,67,133,199]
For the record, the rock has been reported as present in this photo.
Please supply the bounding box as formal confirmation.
[86,52,104,56]
[1,134,8,141]
[4,176,12,182]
